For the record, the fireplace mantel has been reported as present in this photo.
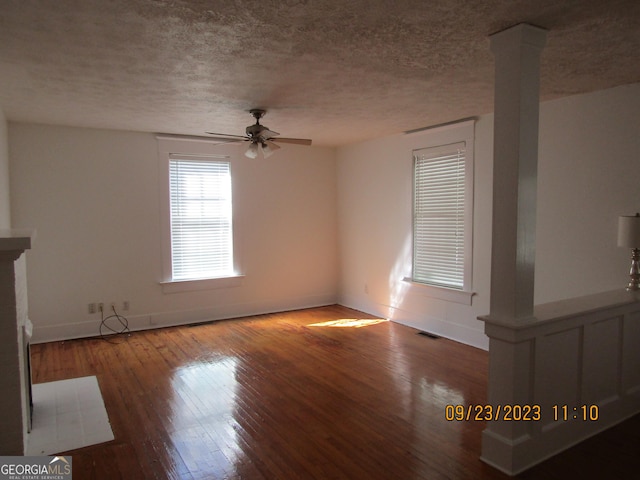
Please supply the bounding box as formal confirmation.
[0,229,34,255]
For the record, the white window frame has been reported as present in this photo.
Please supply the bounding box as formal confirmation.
[403,120,475,305]
[157,135,244,293]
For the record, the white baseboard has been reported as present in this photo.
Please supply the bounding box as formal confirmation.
[339,293,489,350]
[31,293,338,343]
[481,396,640,475]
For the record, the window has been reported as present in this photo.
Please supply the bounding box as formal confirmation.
[409,120,474,302]
[157,135,243,293]
[169,157,233,281]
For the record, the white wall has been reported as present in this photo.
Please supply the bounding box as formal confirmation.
[535,83,640,302]
[9,124,339,342]
[0,107,10,228]
[8,83,639,346]
[336,117,494,349]
[336,83,640,350]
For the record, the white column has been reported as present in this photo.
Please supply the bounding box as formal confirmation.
[480,23,547,475]
[489,23,547,322]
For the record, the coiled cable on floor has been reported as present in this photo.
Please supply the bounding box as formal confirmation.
[99,304,131,342]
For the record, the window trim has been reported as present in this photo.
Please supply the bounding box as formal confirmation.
[402,278,475,305]
[157,135,243,292]
[406,119,475,303]
[160,275,245,294]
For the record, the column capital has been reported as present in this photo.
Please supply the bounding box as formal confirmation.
[490,23,548,53]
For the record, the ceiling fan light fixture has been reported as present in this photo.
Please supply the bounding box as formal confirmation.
[262,140,280,158]
[245,142,259,159]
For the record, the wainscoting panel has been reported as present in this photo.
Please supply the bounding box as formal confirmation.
[480,289,640,475]
[623,311,640,394]
[582,315,622,405]
[536,328,581,430]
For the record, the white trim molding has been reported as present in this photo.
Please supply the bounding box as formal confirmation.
[160,275,245,294]
[479,289,640,475]
[402,277,474,305]
[156,135,244,287]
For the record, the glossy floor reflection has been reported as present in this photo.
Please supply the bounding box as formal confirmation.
[168,360,241,477]
[30,306,638,479]
[32,306,503,479]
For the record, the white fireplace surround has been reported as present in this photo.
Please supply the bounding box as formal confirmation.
[0,229,35,455]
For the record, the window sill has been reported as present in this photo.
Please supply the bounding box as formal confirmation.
[402,277,475,305]
[160,275,245,294]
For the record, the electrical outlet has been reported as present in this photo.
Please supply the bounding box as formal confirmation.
[98,302,104,312]
[123,300,130,311]
[88,303,97,314]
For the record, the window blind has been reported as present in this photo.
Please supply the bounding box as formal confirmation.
[413,142,466,289]
[169,158,233,281]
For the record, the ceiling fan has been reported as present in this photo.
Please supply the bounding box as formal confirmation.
[206,109,312,158]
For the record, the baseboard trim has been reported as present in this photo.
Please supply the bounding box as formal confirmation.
[31,294,338,343]
[481,404,640,475]
[338,293,489,350]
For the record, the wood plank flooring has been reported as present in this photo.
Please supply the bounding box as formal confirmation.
[30,305,639,479]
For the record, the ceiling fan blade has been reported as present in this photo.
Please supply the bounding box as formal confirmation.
[260,128,280,140]
[272,137,312,146]
[205,132,248,140]
[208,137,248,145]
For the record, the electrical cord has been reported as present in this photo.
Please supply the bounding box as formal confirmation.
[99,304,131,342]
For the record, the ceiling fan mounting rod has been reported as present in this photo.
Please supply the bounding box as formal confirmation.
[249,109,266,123]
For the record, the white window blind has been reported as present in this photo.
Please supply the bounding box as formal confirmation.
[413,142,466,289]
[169,158,233,281]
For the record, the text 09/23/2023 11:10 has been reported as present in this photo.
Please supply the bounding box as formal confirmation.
[444,404,600,422]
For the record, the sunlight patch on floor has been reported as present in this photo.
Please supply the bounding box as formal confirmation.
[308,318,388,328]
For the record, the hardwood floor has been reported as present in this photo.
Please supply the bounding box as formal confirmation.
[30,305,639,479]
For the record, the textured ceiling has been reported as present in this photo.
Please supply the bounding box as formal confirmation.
[0,0,638,147]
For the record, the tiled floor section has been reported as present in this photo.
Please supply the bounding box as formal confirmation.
[27,376,114,455]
